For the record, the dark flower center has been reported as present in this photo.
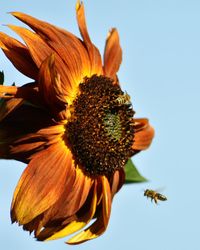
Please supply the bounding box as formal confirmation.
[65,75,135,177]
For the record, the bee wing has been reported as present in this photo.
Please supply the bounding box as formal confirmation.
[154,186,166,193]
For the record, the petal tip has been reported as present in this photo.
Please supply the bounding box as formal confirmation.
[76,0,82,11]
[10,12,24,18]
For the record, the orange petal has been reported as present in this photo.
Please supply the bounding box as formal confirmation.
[11,142,74,224]
[76,1,102,76]
[43,167,93,226]
[22,214,43,235]
[110,169,125,198]
[0,98,23,122]
[0,101,63,162]
[104,28,122,81]
[67,176,111,245]
[8,25,80,105]
[15,82,43,107]
[8,25,53,68]
[40,181,97,241]
[132,118,155,150]
[11,11,91,83]
[0,85,18,98]
[0,84,37,103]
[101,176,111,226]
[8,125,64,162]
[0,32,38,79]
[33,161,77,237]
[35,216,76,241]
[39,54,68,120]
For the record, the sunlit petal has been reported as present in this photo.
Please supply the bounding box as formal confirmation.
[67,176,111,244]
[11,11,91,83]
[104,28,122,81]
[42,182,97,241]
[76,0,102,76]
[0,32,38,79]
[11,142,74,224]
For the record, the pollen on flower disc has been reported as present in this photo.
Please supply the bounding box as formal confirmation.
[65,75,135,177]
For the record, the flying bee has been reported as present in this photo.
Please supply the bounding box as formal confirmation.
[115,92,131,106]
[144,189,167,204]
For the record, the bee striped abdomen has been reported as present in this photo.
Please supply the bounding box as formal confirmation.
[157,193,167,201]
[144,189,167,204]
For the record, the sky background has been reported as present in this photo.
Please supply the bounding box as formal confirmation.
[0,0,200,249]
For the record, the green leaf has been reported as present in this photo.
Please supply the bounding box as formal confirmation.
[124,159,148,183]
[0,71,4,85]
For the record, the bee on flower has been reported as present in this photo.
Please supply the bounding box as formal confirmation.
[0,0,154,245]
[114,92,131,106]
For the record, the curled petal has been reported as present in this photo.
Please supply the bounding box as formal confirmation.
[39,54,68,120]
[76,1,102,76]
[22,214,44,235]
[11,142,74,224]
[35,215,76,241]
[133,118,155,150]
[0,32,38,79]
[67,176,111,245]
[104,28,122,81]
[8,24,82,105]
[39,182,97,241]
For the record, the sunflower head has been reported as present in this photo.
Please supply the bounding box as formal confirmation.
[0,0,154,245]
[66,74,136,177]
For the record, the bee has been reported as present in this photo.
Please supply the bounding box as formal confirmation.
[115,92,131,106]
[144,189,167,204]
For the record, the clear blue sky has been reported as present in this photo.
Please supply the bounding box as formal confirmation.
[0,0,199,249]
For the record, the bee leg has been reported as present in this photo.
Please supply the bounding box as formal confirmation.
[154,197,158,204]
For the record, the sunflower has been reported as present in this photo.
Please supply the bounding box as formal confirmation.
[0,1,154,245]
